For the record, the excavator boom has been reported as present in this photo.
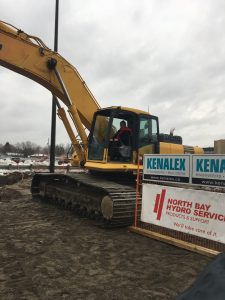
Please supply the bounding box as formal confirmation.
[0,20,100,139]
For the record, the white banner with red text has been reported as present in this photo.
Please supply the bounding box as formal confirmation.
[141,183,225,244]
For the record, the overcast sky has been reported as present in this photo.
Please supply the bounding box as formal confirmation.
[1,0,225,147]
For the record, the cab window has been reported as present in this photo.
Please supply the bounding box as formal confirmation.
[139,117,158,147]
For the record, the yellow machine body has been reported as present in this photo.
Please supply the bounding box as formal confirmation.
[0,20,204,173]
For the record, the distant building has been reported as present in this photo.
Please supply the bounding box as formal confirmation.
[6,152,24,157]
[203,147,214,154]
[214,140,225,154]
[29,154,48,161]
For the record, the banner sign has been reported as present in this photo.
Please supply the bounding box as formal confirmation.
[141,183,225,243]
[192,155,225,187]
[143,154,225,188]
[143,155,191,184]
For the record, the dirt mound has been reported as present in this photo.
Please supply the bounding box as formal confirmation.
[0,172,32,200]
[0,172,31,187]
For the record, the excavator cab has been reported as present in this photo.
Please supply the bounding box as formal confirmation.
[86,107,159,171]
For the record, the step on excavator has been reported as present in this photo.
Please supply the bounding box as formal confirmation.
[0,21,204,226]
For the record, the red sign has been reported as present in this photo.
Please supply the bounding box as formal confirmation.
[141,183,225,243]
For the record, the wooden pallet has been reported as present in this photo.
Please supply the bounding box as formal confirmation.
[129,226,220,257]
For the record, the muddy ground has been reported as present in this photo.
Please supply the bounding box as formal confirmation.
[0,174,211,300]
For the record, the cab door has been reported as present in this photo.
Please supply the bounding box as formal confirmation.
[88,113,111,161]
[138,116,159,155]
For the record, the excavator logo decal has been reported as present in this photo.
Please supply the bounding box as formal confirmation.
[153,189,166,221]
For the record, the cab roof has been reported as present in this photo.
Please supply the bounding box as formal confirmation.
[100,106,151,116]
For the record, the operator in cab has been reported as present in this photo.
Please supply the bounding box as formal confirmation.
[109,120,132,161]
[113,120,132,146]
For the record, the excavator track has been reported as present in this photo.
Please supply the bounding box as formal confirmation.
[31,172,141,227]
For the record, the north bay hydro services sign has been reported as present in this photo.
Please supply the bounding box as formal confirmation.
[143,154,191,184]
[143,154,225,187]
[141,183,225,244]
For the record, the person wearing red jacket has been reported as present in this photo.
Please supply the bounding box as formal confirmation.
[113,120,132,146]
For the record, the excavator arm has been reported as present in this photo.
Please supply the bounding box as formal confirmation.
[0,20,100,162]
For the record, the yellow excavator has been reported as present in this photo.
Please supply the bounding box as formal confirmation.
[0,21,203,226]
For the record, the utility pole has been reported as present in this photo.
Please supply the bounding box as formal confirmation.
[49,0,59,173]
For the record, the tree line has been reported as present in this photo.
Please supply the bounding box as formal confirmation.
[0,141,71,157]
